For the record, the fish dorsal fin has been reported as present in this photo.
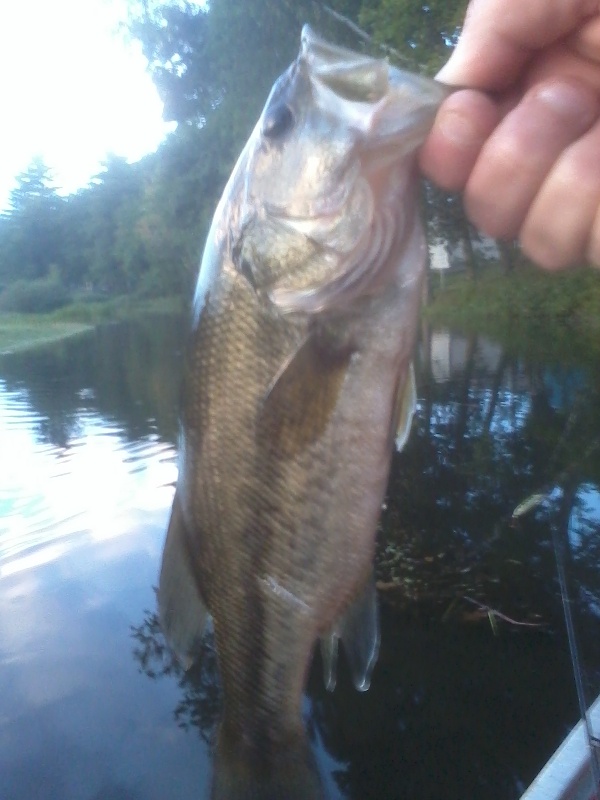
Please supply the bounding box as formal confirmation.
[157,493,209,669]
[320,575,380,692]
[394,361,417,452]
[258,328,354,458]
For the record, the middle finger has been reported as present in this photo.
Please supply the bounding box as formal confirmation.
[464,78,599,239]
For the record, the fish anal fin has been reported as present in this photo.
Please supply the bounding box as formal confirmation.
[258,327,354,458]
[393,361,417,452]
[321,576,380,693]
[157,493,208,669]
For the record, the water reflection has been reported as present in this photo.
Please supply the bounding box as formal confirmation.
[0,319,599,800]
[0,318,203,800]
[0,384,177,578]
[131,613,222,745]
[0,316,184,447]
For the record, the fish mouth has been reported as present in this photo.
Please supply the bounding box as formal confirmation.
[301,24,451,146]
[300,25,390,103]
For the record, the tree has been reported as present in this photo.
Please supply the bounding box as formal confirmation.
[127,2,221,125]
[125,0,363,130]
[135,124,214,297]
[124,0,334,296]
[424,184,481,279]
[7,155,57,214]
[1,156,62,283]
[83,155,152,294]
[0,0,479,308]
[358,0,467,73]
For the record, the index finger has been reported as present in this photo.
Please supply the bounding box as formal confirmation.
[437,0,599,89]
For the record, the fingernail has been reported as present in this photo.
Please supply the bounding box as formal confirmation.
[436,51,464,84]
[436,108,480,147]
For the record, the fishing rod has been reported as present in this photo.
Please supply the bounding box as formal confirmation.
[551,514,600,794]
[513,425,600,795]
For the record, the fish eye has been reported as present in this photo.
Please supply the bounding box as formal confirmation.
[262,103,294,139]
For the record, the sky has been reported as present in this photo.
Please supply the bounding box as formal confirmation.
[0,0,175,211]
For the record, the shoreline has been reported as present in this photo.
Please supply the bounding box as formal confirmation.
[0,296,184,356]
[0,320,94,356]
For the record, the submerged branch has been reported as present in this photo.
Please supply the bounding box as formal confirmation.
[461,596,546,629]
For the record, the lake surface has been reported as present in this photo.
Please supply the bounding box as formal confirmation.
[1,316,599,800]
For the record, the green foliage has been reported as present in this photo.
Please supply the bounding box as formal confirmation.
[128,3,220,124]
[1,157,63,284]
[7,155,57,214]
[425,264,600,364]
[0,273,70,314]
[126,0,309,128]
[47,294,184,324]
[135,123,221,298]
[359,0,467,73]
[0,0,554,329]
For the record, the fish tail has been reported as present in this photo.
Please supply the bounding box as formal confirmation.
[211,723,324,800]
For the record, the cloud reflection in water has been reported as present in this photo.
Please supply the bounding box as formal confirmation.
[0,377,214,800]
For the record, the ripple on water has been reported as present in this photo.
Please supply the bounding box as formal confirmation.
[0,382,178,576]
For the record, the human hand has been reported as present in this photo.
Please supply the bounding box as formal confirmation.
[419,0,600,269]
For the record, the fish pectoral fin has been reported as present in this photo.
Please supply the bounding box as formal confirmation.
[393,361,417,452]
[157,493,209,669]
[258,332,352,457]
[321,575,380,693]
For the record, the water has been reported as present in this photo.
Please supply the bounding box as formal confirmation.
[1,317,599,800]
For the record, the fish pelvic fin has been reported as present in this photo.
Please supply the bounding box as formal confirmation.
[157,492,209,669]
[211,724,324,800]
[394,361,417,452]
[320,574,380,692]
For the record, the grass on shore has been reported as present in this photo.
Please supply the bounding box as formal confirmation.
[3,266,600,359]
[48,294,185,324]
[0,317,94,355]
[425,262,600,362]
[0,295,184,355]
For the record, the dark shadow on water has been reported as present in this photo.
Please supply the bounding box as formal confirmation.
[123,323,600,797]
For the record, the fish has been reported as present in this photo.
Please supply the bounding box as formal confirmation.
[158,25,449,800]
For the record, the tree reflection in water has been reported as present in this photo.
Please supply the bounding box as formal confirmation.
[128,326,600,798]
[131,610,222,745]
[6,318,595,799]
[377,330,600,635]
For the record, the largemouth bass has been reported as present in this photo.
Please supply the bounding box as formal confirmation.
[158,25,448,800]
